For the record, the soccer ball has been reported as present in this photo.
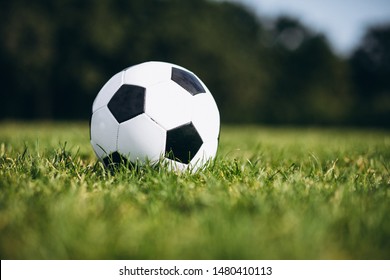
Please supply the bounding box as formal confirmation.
[90,61,220,172]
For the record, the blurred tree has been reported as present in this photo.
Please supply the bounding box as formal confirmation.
[259,17,353,125]
[0,0,56,118]
[350,24,390,126]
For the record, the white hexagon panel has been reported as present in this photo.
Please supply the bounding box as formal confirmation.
[117,114,166,164]
[90,106,119,159]
[123,61,172,87]
[145,81,192,130]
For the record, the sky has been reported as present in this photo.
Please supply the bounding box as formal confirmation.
[224,0,390,56]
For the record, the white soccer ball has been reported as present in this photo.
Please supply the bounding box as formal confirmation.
[90,61,220,172]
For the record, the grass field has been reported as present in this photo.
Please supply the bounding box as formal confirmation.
[0,122,389,259]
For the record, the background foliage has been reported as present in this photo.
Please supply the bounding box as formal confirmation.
[1,0,389,126]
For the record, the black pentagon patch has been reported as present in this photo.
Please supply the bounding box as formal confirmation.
[171,67,206,96]
[102,151,126,167]
[108,84,145,123]
[102,151,138,171]
[165,122,203,164]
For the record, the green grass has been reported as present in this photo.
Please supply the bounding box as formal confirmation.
[0,122,389,259]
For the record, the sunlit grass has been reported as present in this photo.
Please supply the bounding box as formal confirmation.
[0,122,389,259]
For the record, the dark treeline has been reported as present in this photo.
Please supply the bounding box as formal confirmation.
[1,0,389,127]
